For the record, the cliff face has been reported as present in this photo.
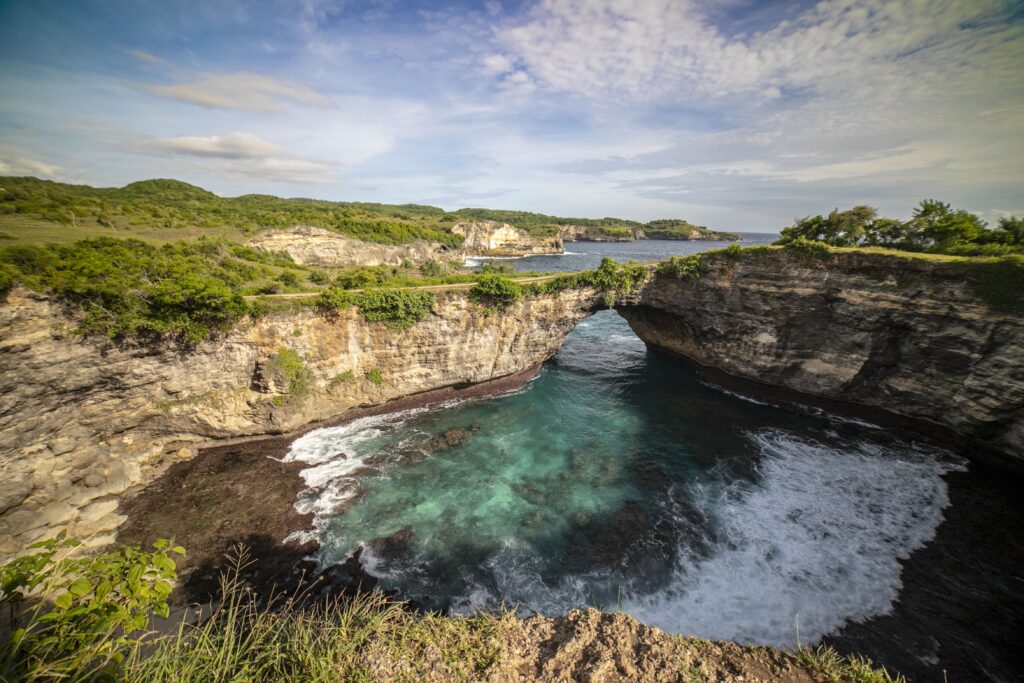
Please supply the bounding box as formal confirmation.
[245,226,457,267]
[0,287,600,559]
[620,250,1024,458]
[451,221,563,256]
[558,225,639,242]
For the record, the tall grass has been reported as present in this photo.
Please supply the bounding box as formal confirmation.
[124,548,514,682]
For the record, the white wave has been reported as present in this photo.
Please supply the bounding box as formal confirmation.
[620,430,964,647]
[284,410,429,522]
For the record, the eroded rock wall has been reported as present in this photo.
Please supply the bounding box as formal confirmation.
[0,287,600,558]
[621,250,1024,458]
[451,221,563,256]
[246,226,458,267]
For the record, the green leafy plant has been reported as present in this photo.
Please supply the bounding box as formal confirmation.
[782,236,831,258]
[0,533,183,681]
[469,275,524,309]
[657,254,707,281]
[420,259,444,277]
[314,287,353,312]
[265,348,312,402]
[720,243,744,260]
[365,368,384,385]
[355,289,435,329]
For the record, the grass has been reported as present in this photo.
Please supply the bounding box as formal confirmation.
[120,549,515,683]
[794,645,906,683]
[1,540,908,683]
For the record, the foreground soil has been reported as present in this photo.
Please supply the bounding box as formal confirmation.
[492,609,825,683]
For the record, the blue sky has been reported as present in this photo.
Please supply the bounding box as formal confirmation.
[1,0,1022,231]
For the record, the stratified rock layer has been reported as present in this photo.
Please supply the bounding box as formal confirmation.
[621,250,1024,458]
[452,220,563,256]
[245,225,458,267]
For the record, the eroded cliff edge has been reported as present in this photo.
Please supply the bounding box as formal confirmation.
[0,288,601,558]
[623,250,1024,459]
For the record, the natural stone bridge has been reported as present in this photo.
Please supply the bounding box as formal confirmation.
[1,249,1022,558]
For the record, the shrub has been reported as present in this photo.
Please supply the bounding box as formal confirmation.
[365,368,384,385]
[355,289,435,329]
[315,287,353,312]
[720,243,744,260]
[329,370,356,387]
[420,259,444,277]
[479,262,514,275]
[266,348,312,399]
[308,270,329,285]
[469,275,523,309]
[0,533,183,681]
[657,254,707,281]
[783,237,831,258]
[0,238,250,342]
[276,271,300,287]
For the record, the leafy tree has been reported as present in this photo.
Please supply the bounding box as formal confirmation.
[995,216,1024,245]
[908,199,986,248]
[778,206,877,247]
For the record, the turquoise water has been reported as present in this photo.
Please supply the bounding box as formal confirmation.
[286,310,963,647]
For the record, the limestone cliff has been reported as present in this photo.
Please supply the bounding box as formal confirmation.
[451,221,563,256]
[0,287,600,559]
[622,250,1024,459]
[558,225,640,242]
[245,225,458,267]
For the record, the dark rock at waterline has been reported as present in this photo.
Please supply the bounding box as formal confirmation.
[560,500,653,574]
[402,425,480,463]
[369,528,416,565]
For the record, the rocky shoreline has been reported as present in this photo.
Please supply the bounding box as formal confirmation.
[116,363,546,604]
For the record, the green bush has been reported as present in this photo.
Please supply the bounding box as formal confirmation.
[420,259,444,277]
[469,275,523,309]
[0,533,183,681]
[276,271,300,287]
[657,254,707,281]
[365,368,384,385]
[783,237,831,258]
[355,289,435,329]
[720,243,745,260]
[265,348,312,399]
[0,238,253,342]
[314,287,353,312]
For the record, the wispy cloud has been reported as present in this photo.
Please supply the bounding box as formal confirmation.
[146,132,290,159]
[143,132,336,183]
[0,157,61,178]
[141,73,332,112]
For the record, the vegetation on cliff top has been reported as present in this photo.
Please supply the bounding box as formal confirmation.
[775,199,1023,256]
[0,176,732,247]
[1,539,904,683]
[315,287,436,329]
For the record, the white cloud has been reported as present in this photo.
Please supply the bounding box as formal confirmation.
[147,132,288,159]
[0,157,61,178]
[142,72,332,112]
[481,53,513,75]
[143,132,335,183]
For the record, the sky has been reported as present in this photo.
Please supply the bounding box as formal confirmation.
[0,0,1022,231]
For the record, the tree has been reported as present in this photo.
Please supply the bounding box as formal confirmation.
[995,216,1024,245]
[909,199,986,248]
